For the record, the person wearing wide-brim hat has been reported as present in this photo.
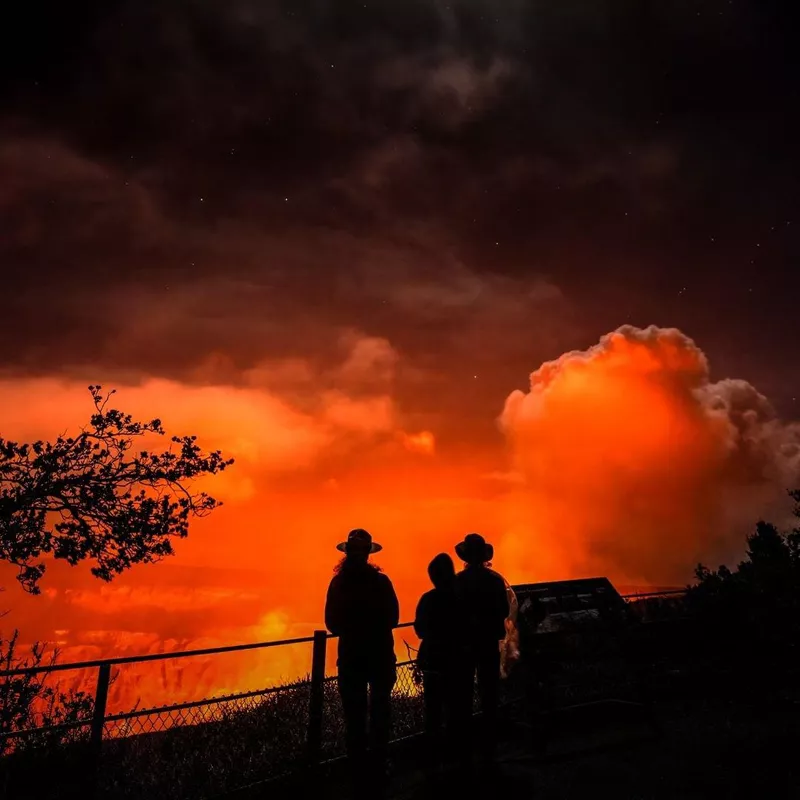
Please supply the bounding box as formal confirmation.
[325,529,399,795]
[452,532,510,766]
[335,528,384,554]
[455,532,494,565]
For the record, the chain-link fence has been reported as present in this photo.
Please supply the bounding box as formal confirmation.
[0,635,318,800]
[317,659,426,763]
[0,631,434,799]
[98,682,311,799]
[1,592,687,799]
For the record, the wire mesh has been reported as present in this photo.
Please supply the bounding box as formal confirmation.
[391,661,427,740]
[318,659,429,761]
[98,681,311,799]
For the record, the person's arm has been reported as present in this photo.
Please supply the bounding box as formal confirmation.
[413,593,430,639]
[506,583,518,623]
[384,576,400,629]
[324,577,343,636]
[496,576,511,623]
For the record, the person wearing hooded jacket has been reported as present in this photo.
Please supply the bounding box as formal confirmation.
[414,552,466,771]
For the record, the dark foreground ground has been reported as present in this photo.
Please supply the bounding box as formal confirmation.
[255,691,800,800]
[6,604,799,799]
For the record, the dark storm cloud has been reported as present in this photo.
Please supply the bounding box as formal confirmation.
[5,1,795,196]
[0,132,571,421]
[2,0,731,222]
[2,0,798,414]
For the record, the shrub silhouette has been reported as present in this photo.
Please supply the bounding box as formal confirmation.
[689,489,800,627]
[0,632,96,757]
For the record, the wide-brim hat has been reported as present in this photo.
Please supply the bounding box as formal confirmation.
[455,532,493,563]
[336,528,382,554]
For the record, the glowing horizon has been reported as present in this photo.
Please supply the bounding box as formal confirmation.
[2,324,798,710]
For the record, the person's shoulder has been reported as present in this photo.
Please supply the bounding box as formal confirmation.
[374,570,394,587]
[485,568,508,591]
[325,573,344,597]
[328,572,344,588]
[486,568,506,583]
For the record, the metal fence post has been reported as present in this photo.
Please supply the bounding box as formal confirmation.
[89,662,111,799]
[307,630,327,767]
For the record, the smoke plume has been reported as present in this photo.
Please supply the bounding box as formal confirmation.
[499,325,800,586]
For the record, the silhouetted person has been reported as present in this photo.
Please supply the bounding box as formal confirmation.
[414,553,466,773]
[325,529,399,796]
[453,533,510,765]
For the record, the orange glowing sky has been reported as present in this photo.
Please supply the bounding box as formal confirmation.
[1,326,798,708]
[5,0,800,714]
[0,0,800,702]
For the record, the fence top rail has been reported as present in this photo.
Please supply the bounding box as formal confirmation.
[0,633,318,678]
[0,591,683,678]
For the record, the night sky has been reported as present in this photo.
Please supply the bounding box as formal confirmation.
[3,1,798,428]
[1,1,799,684]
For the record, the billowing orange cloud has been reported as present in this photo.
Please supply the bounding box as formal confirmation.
[499,325,800,585]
